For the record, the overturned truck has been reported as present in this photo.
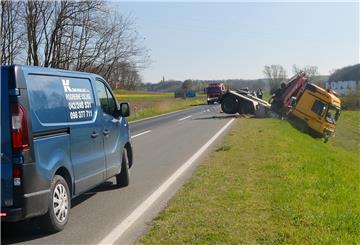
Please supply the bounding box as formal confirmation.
[220,72,342,141]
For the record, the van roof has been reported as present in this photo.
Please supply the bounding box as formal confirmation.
[12,65,102,80]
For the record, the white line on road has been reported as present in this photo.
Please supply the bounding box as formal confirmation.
[129,107,197,124]
[99,118,235,245]
[178,115,191,121]
[131,130,152,139]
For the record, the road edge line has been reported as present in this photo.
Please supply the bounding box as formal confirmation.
[131,130,152,139]
[178,115,192,121]
[128,106,202,124]
[99,118,235,245]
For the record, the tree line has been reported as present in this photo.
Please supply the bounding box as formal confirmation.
[263,64,322,93]
[0,0,149,89]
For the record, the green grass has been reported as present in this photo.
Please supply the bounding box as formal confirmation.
[330,111,360,152]
[114,91,206,121]
[141,112,360,244]
[116,92,173,102]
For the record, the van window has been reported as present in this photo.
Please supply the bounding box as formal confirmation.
[311,100,326,116]
[62,77,95,122]
[27,75,68,124]
[106,88,116,114]
[95,80,116,116]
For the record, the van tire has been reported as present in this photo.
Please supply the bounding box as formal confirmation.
[116,149,130,187]
[40,175,70,233]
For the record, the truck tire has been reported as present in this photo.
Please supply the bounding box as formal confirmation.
[221,95,238,114]
[116,148,130,187]
[40,175,70,233]
[239,101,255,114]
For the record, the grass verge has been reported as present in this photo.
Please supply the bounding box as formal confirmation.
[140,112,360,244]
[115,92,206,122]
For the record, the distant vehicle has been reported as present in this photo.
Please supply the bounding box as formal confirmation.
[1,65,133,232]
[174,89,196,98]
[206,83,226,104]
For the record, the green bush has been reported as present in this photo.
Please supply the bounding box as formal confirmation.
[340,88,360,110]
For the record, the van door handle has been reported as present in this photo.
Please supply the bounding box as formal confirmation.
[103,129,110,136]
[91,132,99,138]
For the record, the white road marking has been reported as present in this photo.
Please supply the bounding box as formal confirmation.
[129,107,196,124]
[99,118,235,245]
[178,115,192,121]
[131,130,152,139]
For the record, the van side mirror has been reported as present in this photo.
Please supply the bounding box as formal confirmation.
[118,102,130,117]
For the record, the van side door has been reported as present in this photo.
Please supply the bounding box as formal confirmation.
[64,77,106,195]
[94,79,124,179]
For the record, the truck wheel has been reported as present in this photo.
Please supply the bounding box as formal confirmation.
[239,102,255,114]
[40,175,70,233]
[116,149,130,187]
[221,95,238,114]
[323,131,330,143]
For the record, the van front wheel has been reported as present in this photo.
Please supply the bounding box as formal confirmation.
[40,175,70,233]
[116,149,130,187]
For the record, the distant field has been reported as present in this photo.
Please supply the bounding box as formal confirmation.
[115,91,206,121]
[141,111,360,244]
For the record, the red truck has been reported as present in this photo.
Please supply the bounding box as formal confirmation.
[206,83,226,104]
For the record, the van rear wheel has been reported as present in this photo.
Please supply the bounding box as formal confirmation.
[116,149,130,187]
[40,175,70,233]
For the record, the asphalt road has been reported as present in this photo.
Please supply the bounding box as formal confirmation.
[2,104,236,245]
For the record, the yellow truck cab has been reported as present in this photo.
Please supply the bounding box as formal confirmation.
[291,83,341,140]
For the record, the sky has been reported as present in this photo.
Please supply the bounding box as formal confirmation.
[114,2,359,83]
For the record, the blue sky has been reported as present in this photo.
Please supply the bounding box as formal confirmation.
[114,2,359,83]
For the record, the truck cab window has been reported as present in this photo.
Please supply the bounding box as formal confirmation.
[326,105,340,124]
[311,100,326,116]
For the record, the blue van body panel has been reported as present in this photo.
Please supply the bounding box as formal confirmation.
[1,66,13,207]
[33,135,73,183]
[1,65,132,222]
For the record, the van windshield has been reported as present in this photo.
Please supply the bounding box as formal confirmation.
[325,105,340,124]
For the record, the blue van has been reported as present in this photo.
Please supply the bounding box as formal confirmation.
[1,65,133,232]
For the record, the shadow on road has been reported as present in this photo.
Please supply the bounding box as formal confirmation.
[1,180,121,244]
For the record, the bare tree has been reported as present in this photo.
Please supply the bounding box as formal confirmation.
[292,64,326,86]
[293,65,319,81]
[0,1,25,64]
[263,65,287,93]
[1,0,149,86]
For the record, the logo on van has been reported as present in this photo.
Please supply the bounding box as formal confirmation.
[62,79,90,93]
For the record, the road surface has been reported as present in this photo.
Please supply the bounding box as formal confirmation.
[2,104,236,245]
